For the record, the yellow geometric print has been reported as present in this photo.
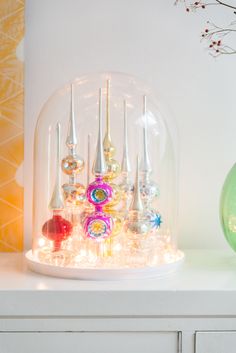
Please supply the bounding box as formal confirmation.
[0,0,24,251]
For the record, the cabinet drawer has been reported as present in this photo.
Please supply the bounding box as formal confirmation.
[0,332,178,353]
[196,331,236,353]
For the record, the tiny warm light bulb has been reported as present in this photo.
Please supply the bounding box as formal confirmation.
[38,237,46,247]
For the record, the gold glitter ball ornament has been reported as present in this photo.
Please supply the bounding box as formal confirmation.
[104,158,121,181]
[62,182,86,206]
[61,154,84,175]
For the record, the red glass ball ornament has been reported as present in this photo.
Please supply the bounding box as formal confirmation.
[42,214,73,251]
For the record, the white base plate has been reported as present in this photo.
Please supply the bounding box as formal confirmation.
[25,250,184,280]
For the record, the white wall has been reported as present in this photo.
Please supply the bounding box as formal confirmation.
[25,0,236,249]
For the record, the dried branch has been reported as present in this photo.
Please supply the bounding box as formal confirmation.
[201,22,236,55]
[175,0,236,13]
[175,0,236,56]
[215,0,236,12]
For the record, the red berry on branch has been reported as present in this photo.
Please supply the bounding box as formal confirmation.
[194,2,199,4]
[205,29,209,33]
[216,49,219,53]
[186,7,190,12]
[217,40,221,46]
[202,5,205,8]
[209,44,213,48]
[212,41,216,45]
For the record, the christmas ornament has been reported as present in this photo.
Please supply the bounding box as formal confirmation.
[62,84,85,207]
[42,123,73,251]
[103,79,121,181]
[102,79,123,237]
[139,95,159,206]
[124,157,151,238]
[139,95,162,231]
[83,88,114,240]
[119,100,134,212]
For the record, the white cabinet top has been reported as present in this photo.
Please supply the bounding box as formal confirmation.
[1,250,236,317]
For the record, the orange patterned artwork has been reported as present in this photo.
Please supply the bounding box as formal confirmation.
[0,0,24,251]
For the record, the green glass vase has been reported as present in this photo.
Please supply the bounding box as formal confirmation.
[220,163,236,251]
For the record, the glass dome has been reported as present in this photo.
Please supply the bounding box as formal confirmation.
[27,72,184,279]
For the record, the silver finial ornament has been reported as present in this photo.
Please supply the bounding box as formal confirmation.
[87,134,91,186]
[138,95,159,205]
[121,100,131,174]
[140,95,152,174]
[124,156,151,237]
[49,123,64,210]
[119,100,134,211]
[66,84,78,151]
[129,156,143,212]
[93,88,107,176]
[61,84,84,178]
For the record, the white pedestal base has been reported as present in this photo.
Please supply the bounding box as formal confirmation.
[25,250,184,280]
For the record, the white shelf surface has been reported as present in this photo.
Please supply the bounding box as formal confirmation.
[1,249,236,317]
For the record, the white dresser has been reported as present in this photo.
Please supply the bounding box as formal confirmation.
[1,250,236,353]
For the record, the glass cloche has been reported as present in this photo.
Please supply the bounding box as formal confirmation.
[26,72,184,279]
